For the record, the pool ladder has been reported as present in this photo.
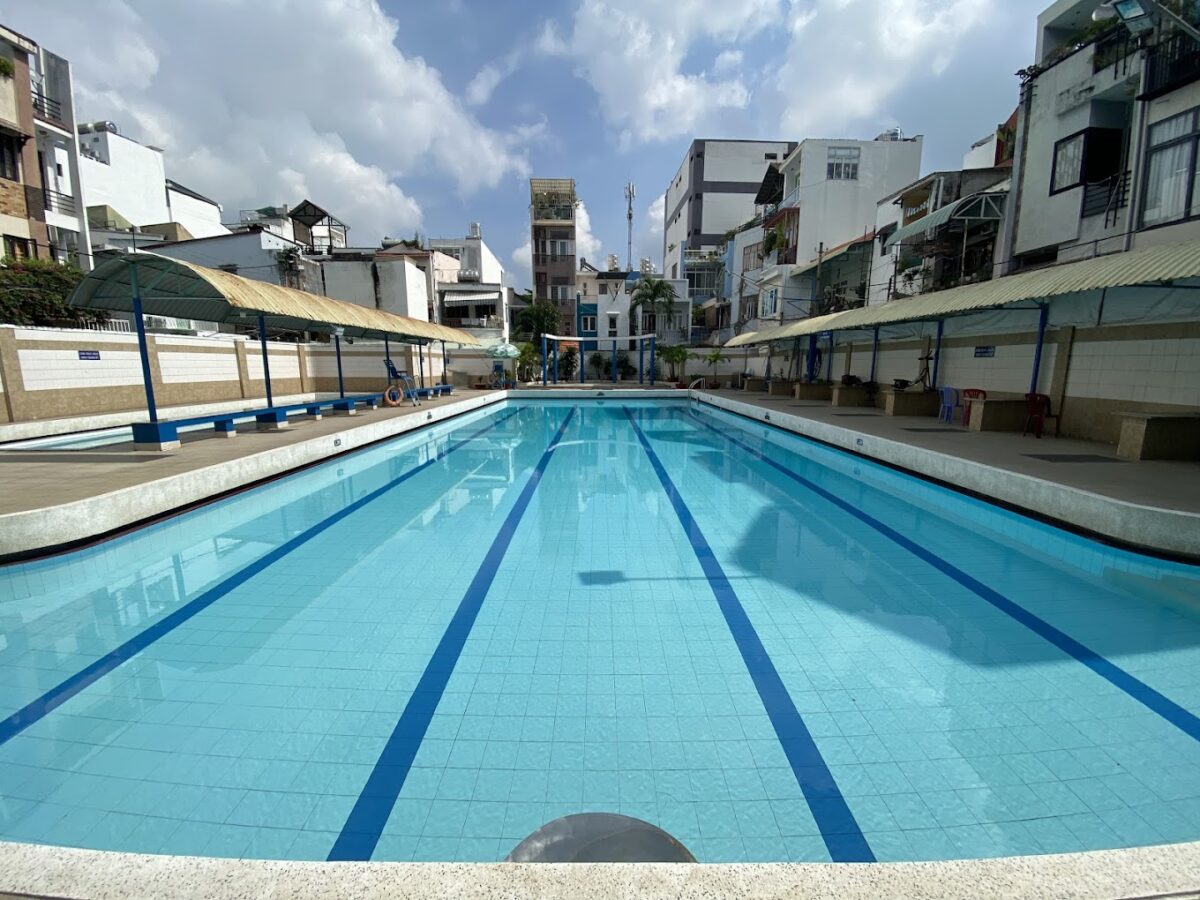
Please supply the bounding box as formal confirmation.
[688,377,705,390]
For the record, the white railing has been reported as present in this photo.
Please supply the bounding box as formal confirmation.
[82,318,132,333]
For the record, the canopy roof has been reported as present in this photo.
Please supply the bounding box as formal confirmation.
[884,191,1006,249]
[725,239,1200,347]
[70,252,479,345]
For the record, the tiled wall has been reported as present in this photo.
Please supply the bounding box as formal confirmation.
[1066,337,1200,407]
[939,341,1056,396]
[158,351,240,384]
[18,348,145,391]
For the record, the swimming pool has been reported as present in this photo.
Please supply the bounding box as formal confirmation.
[1,398,1199,863]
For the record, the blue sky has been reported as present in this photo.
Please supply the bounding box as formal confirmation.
[4,0,1048,288]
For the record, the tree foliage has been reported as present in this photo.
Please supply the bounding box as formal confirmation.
[516,301,559,346]
[0,257,106,327]
[628,277,679,324]
[658,344,690,381]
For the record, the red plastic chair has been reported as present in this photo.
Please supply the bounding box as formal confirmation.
[1023,392,1060,438]
[961,388,986,427]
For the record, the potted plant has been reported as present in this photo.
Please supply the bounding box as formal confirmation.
[691,348,728,388]
[659,345,691,386]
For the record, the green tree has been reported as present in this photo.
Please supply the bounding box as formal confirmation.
[559,346,578,381]
[588,351,606,379]
[0,257,105,327]
[628,277,679,332]
[659,345,691,382]
[516,301,560,347]
[692,348,727,379]
[515,342,540,382]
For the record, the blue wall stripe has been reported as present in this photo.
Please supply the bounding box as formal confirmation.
[0,408,521,748]
[327,407,577,861]
[691,410,1200,745]
[623,407,875,863]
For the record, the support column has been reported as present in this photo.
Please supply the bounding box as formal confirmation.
[806,334,817,382]
[131,266,158,423]
[553,342,559,385]
[335,334,345,398]
[418,343,426,388]
[825,334,835,383]
[610,340,617,383]
[257,314,273,408]
[650,336,656,384]
[441,341,448,385]
[1030,303,1050,395]
[541,334,548,385]
[638,339,644,384]
[931,319,945,390]
[869,327,880,383]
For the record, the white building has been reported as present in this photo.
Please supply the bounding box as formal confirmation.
[754,131,923,326]
[663,139,797,283]
[78,121,227,248]
[233,201,347,252]
[576,259,689,356]
[428,222,508,341]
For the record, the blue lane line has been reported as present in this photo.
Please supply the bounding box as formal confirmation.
[623,407,875,863]
[690,409,1200,745]
[327,407,577,861]
[0,408,521,748]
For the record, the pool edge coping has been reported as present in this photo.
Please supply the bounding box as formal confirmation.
[2,838,1199,899]
[693,391,1200,561]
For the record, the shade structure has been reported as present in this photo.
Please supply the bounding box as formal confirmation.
[70,251,480,346]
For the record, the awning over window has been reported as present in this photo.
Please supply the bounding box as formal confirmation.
[725,238,1200,346]
[884,191,1006,249]
[442,292,501,306]
[71,252,480,345]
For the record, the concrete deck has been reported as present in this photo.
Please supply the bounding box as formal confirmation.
[698,389,1200,557]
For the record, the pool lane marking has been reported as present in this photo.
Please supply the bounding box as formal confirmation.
[327,407,577,862]
[0,408,522,749]
[689,408,1200,745]
[622,407,875,864]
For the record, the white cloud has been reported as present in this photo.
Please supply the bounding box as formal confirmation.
[8,0,535,242]
[465,50,522,107]
[510,236,533,291]
[543,0,781,145]
[712,49,743,74]
[633,193,666,272]
[776,0,991,135]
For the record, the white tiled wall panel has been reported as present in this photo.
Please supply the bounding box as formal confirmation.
[1066,337,1200,406]
[159,351,240,384]
[245,352,300,382]
[15,328,140,346]
[19,349,144,391]
[939,342,1055,395]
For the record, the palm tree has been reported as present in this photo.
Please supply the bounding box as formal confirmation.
[516,301,561,348]
[659,345,691,382]
[691,348,727,387]
[628,278,679,336]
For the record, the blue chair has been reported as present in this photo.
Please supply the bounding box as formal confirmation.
[938,387,962,424]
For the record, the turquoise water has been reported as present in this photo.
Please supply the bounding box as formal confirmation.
[1,399,1199,863]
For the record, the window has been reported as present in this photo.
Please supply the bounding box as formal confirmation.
[4,235,31,260]
[599,283,607,295]
[56,162,63,177]
[826,146,860,180]
[581,315,596,332]
[742,241,763,271]
[0,134,20,182]
[607,315,619,337]
[764,152,777,160]
[1143,108,1200,228]
[1051,132,1085,193]
[642,313,657,333]
[760,288,778,317]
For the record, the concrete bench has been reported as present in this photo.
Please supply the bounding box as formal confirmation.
[1116,412,1200,460]
[881,389,940,417]
[793,382,832,401]
[831,384,875,407]
[966,398,1030,432]
[131,393,384,451]
[743,377,768,392]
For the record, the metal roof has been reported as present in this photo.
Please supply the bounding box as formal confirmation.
[724,239,1200,346]
[70,252,480,345]
[884,191,1006,249]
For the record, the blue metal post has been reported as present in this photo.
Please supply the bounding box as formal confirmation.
[611,339,617,383]
[418,343,426,388]
[129,262,158,422]
[441,341,448,384]
[825,334,834,383]
[638,339,644,384]
[806,334,817,382]
[257,314,273,407]
[541,334,548,385]
[1030,304,1049,394]
[553,342,559,384]
[869,327,879,383]
[384,335,390,370]
[334,334,345,398]
[650,337,657,384]
[580,341,585,384]
[930,319,944,390]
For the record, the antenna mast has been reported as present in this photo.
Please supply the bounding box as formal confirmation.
[624,181,636,271]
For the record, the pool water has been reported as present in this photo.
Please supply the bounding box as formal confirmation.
[1,399,1199,863]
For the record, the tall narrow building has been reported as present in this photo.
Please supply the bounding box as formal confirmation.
[528,178,577,335]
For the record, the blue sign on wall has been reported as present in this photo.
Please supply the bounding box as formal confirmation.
[974,345,996,358]
[78,350,101,360]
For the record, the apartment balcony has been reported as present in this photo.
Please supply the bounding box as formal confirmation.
[30,89,65,126]
[1141,31,1200,101]
[42,188,77,217]
[532,253,576,267]
[1080,171,1130,226]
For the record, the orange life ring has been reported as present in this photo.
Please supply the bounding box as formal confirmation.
[383,386,403,407]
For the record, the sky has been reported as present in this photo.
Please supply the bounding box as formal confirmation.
[3,0,1047,290]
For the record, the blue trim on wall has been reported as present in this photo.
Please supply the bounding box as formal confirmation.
[690,411,1200,746]
[327,407,577,861]
[0,408,521,749]
[622,406,875,863]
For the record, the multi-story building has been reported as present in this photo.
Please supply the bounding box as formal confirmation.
[233,201,348,252]
[0,23,90,267]
[575,258,689,357]
[753,130,923,326]
[662,139,797,284]
[997,0,1200,270]
[529,178,577,334]
[428,222,508,341]
[78,121,227,251]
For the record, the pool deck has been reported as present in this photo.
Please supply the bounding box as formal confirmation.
[0,385,1198,560]
[1,838,1199,899]
[697,389,1200,559]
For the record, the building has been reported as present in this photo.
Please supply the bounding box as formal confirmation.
[0,24,90,267]
[528,178,577,335]
[575,258,689,358]
[233,201,348,252]
[428,222,508,341]
[78,121,228,253]
[752,131,923,327]
[662,139,797,283]
[996,0,1200,271]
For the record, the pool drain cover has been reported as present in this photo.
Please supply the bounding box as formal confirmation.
[504,813,696,863]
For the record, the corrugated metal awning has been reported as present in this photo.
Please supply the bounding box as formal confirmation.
[725,238,1200,345]
[70,252,480,345]
[724,330,761,348]
[442,292,501,306]
[884,191,1006,249]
